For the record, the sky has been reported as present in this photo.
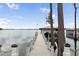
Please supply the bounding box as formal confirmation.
[0,3,79,29]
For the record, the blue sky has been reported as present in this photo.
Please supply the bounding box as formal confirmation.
[0,3,79,29]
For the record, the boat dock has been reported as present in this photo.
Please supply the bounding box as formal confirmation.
[29,30,51,56]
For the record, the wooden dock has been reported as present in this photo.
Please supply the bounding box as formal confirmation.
[29,31,51,56]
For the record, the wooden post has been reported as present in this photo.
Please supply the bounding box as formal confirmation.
[57,3,65,56]
[0,45,2,52]
[73,3,77,56]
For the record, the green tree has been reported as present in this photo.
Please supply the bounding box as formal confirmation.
[49,3,55,46]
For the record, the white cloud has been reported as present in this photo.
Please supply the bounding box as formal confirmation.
[40,7,56,19]
[52,14,55,19]
[6,3,19,10]
[0,18,11,28]
[40,7,50,13]
[65,22,74,28]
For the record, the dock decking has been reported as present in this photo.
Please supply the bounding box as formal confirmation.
[29,31,51,56]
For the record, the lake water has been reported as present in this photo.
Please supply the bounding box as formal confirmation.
[0,29,79,56]
[0,30,37,44]
[0,29,38,56]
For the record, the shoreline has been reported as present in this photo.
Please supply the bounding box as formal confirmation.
[0,29,39,30]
